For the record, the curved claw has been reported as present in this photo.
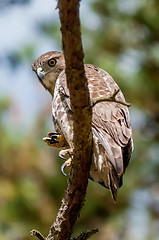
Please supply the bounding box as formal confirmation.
[43,137,59,144]
[61,162,67,177]
[48,132,61,137]
[59,151,67,160]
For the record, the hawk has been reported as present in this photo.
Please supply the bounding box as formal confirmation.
[32,51,133,201]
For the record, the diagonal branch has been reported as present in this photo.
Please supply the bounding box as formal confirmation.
[31,1,94,239]
[37,1,92,240]
[71,229,98,240]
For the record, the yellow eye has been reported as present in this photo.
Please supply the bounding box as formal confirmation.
[48,58,56,67]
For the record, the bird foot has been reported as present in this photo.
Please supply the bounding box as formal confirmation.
[43,132,65,147]
[59,148,74,176]
[43,132,73,176]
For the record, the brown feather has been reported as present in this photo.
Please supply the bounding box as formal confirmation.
[33,51,133,200]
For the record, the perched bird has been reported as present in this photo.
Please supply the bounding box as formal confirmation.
[32,51,133,201]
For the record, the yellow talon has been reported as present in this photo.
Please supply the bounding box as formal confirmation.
[42,132,68,148]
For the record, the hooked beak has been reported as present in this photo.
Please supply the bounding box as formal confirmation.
[36,67,46,80]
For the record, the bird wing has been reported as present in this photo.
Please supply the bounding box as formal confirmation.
[92,101,132,175]
[56,65,133,200]
[92,102,133,200]
[85,64,133,200]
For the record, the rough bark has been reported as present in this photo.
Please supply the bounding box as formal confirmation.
[31,1,93,239]
[46,0,92,239]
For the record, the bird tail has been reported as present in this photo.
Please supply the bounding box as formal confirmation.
[107,162,122,202]
[92,127,123,201]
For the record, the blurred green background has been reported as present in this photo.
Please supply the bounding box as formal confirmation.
[0,0,159,239]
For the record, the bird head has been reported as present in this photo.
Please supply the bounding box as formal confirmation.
[32,51,65,96]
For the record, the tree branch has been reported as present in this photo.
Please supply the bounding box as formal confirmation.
[32,1,93,240]
[31,230,45,240]
[91,89,131,107]
[71,229,98,240]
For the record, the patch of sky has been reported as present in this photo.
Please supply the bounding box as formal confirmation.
[81,0,101,31]
[117,0,146,15]
[0,0,59,132]
[125,189,151,240]
[130,107,147,130]
[116,49,144,78]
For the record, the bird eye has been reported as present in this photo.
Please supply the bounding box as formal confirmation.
[48,58,56,67]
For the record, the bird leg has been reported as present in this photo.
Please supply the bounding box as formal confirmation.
[43,131,68,148]
[59,148,74,176]
[43,132,73,176]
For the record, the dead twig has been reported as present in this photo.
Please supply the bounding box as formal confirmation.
[71,229,98,240]
[91,89,131,107]
[31,230,45,240]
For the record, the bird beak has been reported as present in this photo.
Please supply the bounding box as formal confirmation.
[37,67,46,80]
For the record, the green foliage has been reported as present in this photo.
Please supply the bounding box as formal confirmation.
[0,0,159,239]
